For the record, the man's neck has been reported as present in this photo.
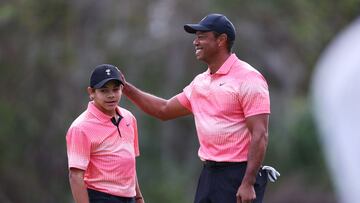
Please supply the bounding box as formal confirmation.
[208,52,231,74]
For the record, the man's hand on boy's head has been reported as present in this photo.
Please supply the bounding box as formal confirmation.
[119,72,131,95]
[119,72,129,90]
[120,72,126,85]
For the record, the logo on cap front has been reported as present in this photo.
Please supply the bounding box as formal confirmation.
[105,69,111,75]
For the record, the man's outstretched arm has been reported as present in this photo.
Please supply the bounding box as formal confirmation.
[123,82,191,121]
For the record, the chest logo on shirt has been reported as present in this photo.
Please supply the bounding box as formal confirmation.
[126,123,130,127]
[219,82,226,86]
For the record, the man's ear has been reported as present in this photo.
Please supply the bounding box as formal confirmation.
[218,33,228,47]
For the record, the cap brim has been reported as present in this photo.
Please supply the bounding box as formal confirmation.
[184,24,211,33]
[93,78,123,89]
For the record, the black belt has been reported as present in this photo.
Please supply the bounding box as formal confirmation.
[204,160,245,167]
[87,188,133,200]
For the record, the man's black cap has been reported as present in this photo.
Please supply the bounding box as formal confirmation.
[184,13,236,41]
[90,64,124,88]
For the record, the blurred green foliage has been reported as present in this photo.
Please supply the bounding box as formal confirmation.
[0,0,359,202]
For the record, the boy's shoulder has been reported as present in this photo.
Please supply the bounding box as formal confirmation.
[118,106,134,116]
[118,106,136,120]
[69,109,92,129]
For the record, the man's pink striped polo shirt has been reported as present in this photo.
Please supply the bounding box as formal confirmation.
[66,101,139,197]
[177,53,270,162]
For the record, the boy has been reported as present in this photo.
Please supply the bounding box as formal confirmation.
[66,64,144,203]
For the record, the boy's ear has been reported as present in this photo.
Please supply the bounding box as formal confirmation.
[87,87,95,100]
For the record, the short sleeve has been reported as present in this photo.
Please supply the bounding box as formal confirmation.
[176,81,195,111]
[239,73,271,117]
[66,126,91,170]
[176,92,192,111]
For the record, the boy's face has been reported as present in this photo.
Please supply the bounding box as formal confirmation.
[88,80,122,116]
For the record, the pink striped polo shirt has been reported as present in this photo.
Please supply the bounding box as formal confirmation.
[66,101,139,197]
[177,53,270,162]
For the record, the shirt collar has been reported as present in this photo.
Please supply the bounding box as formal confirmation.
[206,53,238,75]
[87,101,121,122]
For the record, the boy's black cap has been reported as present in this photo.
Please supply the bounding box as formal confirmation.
[90,64,124,88]
[184,13,236,41]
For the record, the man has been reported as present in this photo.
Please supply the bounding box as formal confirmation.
[124,14,271,203]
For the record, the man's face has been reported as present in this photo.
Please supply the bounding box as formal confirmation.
[89,80,122,116]
[193,31,220,62]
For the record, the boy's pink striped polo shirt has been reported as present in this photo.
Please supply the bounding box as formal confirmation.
[66,101,139,197]
[177,54,270,162]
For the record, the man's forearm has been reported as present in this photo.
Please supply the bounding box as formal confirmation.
[241,114,269,186]
[123,82,169,120]
[69,174,89,203]
[242,131,268,186]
